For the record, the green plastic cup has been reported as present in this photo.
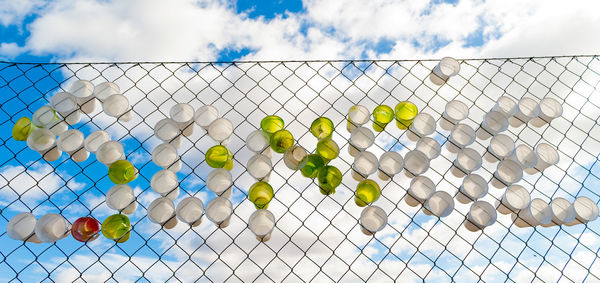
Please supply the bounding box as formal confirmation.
[317,165,342,195]
[102,214,131,243]
[310,117,334,139]
[299,154,325,178]
[261,115,284,136]
[355,179,381,207]
[12,117,36,141]
[270,129,294,153]
[316,137,339,162]
[395,101,418,129]
[249,181,274,209]
[372,105,394,132]
[108,160,138,184]
[206,145,234,170]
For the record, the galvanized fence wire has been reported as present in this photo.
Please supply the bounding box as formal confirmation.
[0,56,600,282]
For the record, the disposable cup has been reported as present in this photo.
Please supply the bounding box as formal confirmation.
[163,187,180,201]
[494,159,523,185]
[347,105,370,132]
[49,120,68,136]
[207,168,233,198]
[194,105,219,129]
[515,97,540,123]
[155,118,181,147]
[170,103,195,136]
[378,151,403,180]
[443,100,469,124]
[103,94,130,120]
[404,150,430,176]
[247,153,272,181]
[176,197,204,227]
[106,184,137,215]
[449,123,475,148]
[565,196,599,226]
[454,148,482,174]
[481,111,508,135]
[34,213,70,243]
[7,212,41,243]
[84,130,110,154]
[147,197,178,229]
[512,198,552,227]
[152,143,179,170]
[465,201,497,231]
[93,82,119,102]
[423,191,454,217]
[50,91,78,117]
[416,137,441,160]
[57,129,88,162]
[509,144,537,170]
[457,174,488,204]
[541,197,576,227]
[492,96,518,118]
[534,143,559,171]
[151,169,178,195]
[406,176,435,207]
[539,97,563,123]
[70,80,95,114]
[96,140,125,166]
[359,206,388,235]
[352,151,378,181]
[488,134,515,160]
[409,113,436,137]
[430,57,460,85]
[208,118,233,143]
[249,209,276,241]
[284,145,307,170]
[497,185,530,215]
[33,106,59,128]
[27,128,62,161]
[206,197,233,228]
[246,130,270,153]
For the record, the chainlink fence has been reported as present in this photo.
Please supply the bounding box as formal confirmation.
[1,56,600,282]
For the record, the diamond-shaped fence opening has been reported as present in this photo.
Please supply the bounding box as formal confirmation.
[1,56,600,282]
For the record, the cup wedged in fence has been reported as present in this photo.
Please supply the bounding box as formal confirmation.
[270,129,294,153]
[206,168,233,197]
[108,160,137,184]
[465,201,497,231]
[355,179,381,207]
[316,137,339,162]
[407,176,435,207]
[349,126,374,156]
[299,154,325,178]
[497,185,530,215]
[424,191,454,217]
[152,143,179,170]
[416,137,441,160]
[512,198,552,227]
[541,197,576,227]
[96,140,124,166]
[539,97,563,122]
[404,150,429,176]
[249,181,274,209]
[206,197,233,228]
[71,217,100,242]
[352,151,378,180]
[566,196,599,226]
[430,57,460,85]
[195,105,219,129]
[249,209,276,242]
[378,151,403,180]
[443,100,469,124]
[155,118,181,146]
[93,82,119,101]
[148,197,178,229]
[458,174,488,203]
[372,105,394,132]
[247,154,272,180]
[534,143,559,171]
[206,145,234,170]
[84,130,110,153]
[246,130,270,153]
[208,118,233,142]
[494,159,523,185]
[409,112,436,137]
[12,117,36,141]
[454,148,482,174]
[449,123,475,148]
[492,96,518,118]
[488,134,515,160]
[516,97,540,123]
[509,144,537,169]
[27,128,62,161]
[317,165,342,195]
[48,120,68,136]
[360,206,387,235]
[34,213,70,243]
[347,105,369,132]
[102,214,131,243]
[50,92,79,124]
[170,103,195,135]
[151,169,178,195]
[7,212,40,243]
[103,94,130,120]
[394,101,418,129]
[57,129,88,162]
[284,144,307,170]
[261,115,284,136]
[106,184,137,214]
[176,197,204,227]
[311,117,334,139]
[481,111,508,135]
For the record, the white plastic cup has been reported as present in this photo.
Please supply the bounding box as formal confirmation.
[103,94,131,121]
[512,198,553,227]
[359,206,388,235]
[538,97,563,123]
[454,148,482,174]
[284,145,307,170]
[423,191,454,217]
[409,113,436,137]
[164,187,180,201]
[7,212,41,243]
[488,134,515,160]
[497,185,530,215]
[170,103,195,136]
[148,197,178,229]
[49,120,68,136]
[194,105,219,129]
[449,123,476,148]
[465,201,497,232]
[541,197,576,227]
[176,197,204,227]
[155,118,181,147]
[84,130,110,154]
[206,197,233,228]
[430,57,460,85]
[515,97,541,123]
[34,213,70,243]
[349,126,375,156]
[93,82,119,102]
[535,143,559,172]
[509,144,537,170]
[249,209,276,241]
[50,92,81,125]
[416,137,441,160]
[96,140,125,166]
[443,100,469,124]
[208,118,234,143]
[492,96,518,118]
[70,80,95,114]
[247,153,272,181]
[106,184,137,215]
[494,159,523,185]
[566,196,599,226]
[33,105,59,128]
[404,150,430,176]
[57,129,89,162]
[352,151,379,181]
[457,174,488,204]
[206,168,233,198]
[347,105,370,132]
[27,128,62,161]
[246,130,270,153]
[481,111,508,135]
[378,151,404,180]
[152,143,180,171]
[151,169,178,196]
[406,176,435,207]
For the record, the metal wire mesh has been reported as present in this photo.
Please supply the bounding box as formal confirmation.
[1,56,600,282]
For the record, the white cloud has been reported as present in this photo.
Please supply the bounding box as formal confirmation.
[0,42,26,58]
[0,0,44,26]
